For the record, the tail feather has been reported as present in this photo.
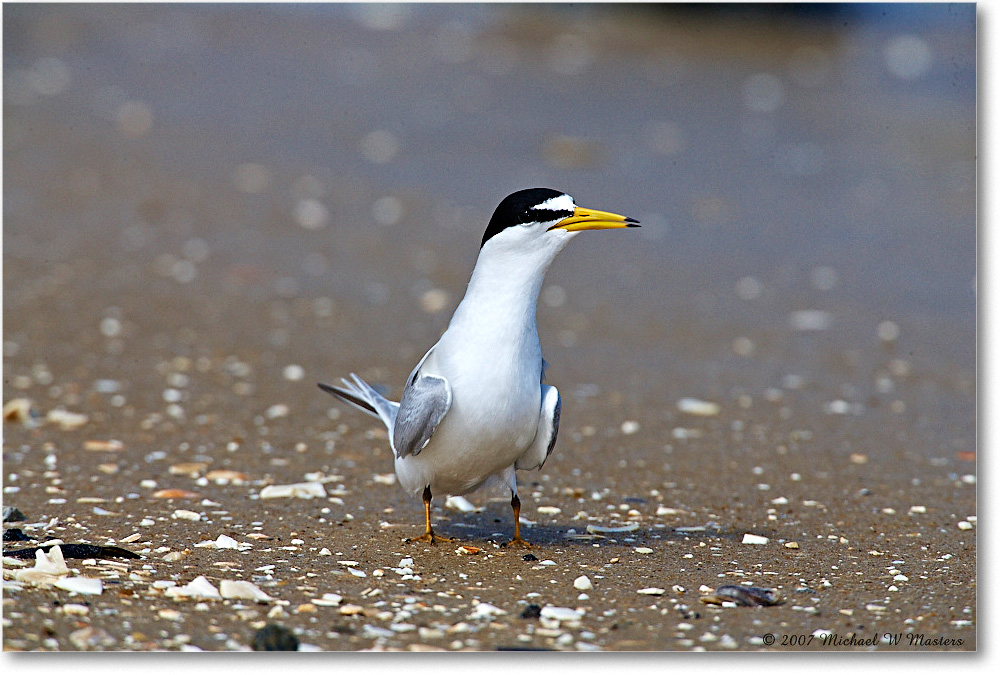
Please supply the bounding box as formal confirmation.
[318,373,398,434]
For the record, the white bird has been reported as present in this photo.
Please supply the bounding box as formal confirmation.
[319,188,638,546]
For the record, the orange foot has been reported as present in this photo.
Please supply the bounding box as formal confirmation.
[501,536,533,549]
[405,530,455,545]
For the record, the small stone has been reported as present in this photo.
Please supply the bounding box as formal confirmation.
[784,541,800,549]
[171,509,202,521]
[676,398,721,416]
[520,603,542,619]
[469,602,506,619]
[573,575,593,591]
[536,506,562,515]
[313,593,343,606]
[620,420,641,435]
[62,603,90,616]
[634,547,653,554]
[540,606,584,622]
[957,520,973,530]
[47,409,89,430]
[259,482,327,500]
[83,439,124,452]
[742,533,769,545]
[253,624,299,651]
[339,604,365,615]
[637,587,666,595]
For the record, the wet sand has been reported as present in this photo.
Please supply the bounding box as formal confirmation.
[3,4,975,652]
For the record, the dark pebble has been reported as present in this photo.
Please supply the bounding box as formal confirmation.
[520,603,542,619]
[2,507,26,523]
[522,553,538,561]
[3,528,31,542]
[252,623,300,651]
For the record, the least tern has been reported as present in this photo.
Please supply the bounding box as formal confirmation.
[319,188,638,546]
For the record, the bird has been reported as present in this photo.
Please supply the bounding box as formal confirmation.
[319,188,638,546]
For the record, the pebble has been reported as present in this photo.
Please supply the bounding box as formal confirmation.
[676,398,721,416]
[171,509,202,521]
[252,624,299,652]
[536,506,562,515]
[634,547,653,554]
[339,604,365,615]
[540,606,584,623]
[573,575,593,591]
[46,408,89,430]
[742,533,769,545]
[312,593,343,606]
[282,364,305,381]
[957,520,973,530]
[620,420,641,435]
[62,603,90,616]
[259,482,327,500]
[637,587,666,595]
[469,602,507,619]
[456,546,480,556]
[83,439,124,452]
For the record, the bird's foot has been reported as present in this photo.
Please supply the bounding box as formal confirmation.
[501,536,533,549]
[405,530,455,545]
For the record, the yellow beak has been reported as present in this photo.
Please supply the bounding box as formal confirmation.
[548,206,640,232]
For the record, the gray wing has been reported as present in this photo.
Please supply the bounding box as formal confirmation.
[392,351,452,459]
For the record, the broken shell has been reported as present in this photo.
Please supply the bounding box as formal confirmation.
[700,585,781,607]
[676,397,721,416]
[455,545,480,556]
[220,579,275,602]
[444,495,478,512]
[169,462,209,476]
[258,482,327,500]
[83,439,124,452]
[153,489,202,500]
[586,523,640,534]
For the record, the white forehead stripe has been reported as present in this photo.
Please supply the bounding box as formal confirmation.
[536,194,576,211]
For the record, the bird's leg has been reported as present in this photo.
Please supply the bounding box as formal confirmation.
[502,492,532,548]
[406,486,454,544]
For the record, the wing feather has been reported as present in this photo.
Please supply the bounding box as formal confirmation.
[392,349,452,459]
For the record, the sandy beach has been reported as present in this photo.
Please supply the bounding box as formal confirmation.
[3,4,975,652]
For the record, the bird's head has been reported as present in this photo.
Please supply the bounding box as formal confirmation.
[480,188,639,253]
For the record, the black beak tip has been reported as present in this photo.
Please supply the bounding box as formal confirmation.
[626,217,640,227]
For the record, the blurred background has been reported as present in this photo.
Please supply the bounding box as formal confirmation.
[4,3,975,455]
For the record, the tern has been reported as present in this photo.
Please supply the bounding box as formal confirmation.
[319,188,638,546]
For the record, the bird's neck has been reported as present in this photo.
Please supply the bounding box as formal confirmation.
[448,246,559,341]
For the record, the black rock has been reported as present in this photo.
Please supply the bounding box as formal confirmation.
[252,624,299,651]
[3,528,30,542]
[520,603,542,619]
